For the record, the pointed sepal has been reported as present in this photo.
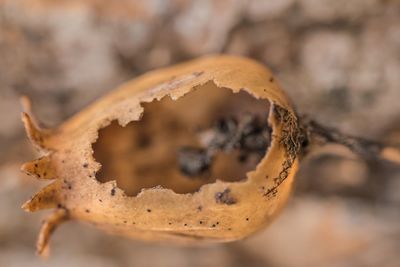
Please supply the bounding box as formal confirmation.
[22,181,61,212]
[21,155,57,180]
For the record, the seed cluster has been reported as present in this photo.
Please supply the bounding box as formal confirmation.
[178,114,271,177]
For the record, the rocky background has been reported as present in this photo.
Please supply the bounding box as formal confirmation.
[0,0,400,266]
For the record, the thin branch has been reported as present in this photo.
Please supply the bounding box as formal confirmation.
[305,119,400,165]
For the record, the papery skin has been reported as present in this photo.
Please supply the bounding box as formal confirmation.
[21,55,303,256]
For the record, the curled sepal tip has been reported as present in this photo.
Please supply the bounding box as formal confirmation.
[36,208,69,257]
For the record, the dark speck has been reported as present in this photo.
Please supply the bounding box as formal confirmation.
[85,209,90,213]
[215,188,236,205]
[83,163,88,168]
[246,218,249,221]
[111,188,116,196]
[147,209,152,213]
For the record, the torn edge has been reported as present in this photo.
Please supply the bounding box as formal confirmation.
[263,104,305,197]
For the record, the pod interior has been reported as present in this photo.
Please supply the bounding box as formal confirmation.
[93,82,271,196]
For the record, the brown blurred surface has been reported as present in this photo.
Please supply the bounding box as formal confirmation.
[0,0,399,266]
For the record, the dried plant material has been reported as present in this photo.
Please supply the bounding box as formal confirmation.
[20,55,304,256]
[21,54,400,257]
[303,119,400,165]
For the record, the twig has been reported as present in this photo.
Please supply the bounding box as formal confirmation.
[304,119,400,165]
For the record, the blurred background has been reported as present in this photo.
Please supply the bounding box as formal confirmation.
[0,0,400,266]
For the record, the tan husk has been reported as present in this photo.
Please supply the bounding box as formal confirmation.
[21,55,303,256]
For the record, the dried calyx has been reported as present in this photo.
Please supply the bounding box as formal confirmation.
[20,55,400,257]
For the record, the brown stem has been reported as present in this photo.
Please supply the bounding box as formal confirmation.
[304,119,400,165]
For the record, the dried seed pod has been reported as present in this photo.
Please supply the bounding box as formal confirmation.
[21,55,304,256]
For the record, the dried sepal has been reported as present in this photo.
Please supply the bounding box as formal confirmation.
[21,55,303,256]
[36,208,69,257]
[20,96,53,152]
[22,180,65,213]
[21,155,57,180]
